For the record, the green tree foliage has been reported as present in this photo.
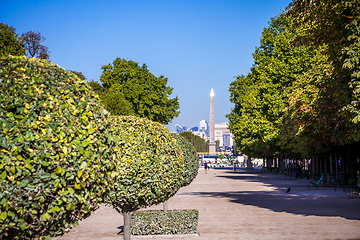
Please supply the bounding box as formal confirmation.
[99,58,180,124]
[0,56,113,239]
[87,80,103,95]
[0,23,25,57]
[105,116,185,240]
[228,3,360,181]
[97,88,135,116]
[288,0,360,129]
[228,13,314,157]
[69,70,86,81]
[215,140,220,151]
[179,132,209,152]
[172,134,199,187]
[20,30,50,60]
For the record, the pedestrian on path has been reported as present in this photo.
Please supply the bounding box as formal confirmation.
[204,162,208,174]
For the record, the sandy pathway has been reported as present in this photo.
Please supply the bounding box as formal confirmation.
[55,168,360,240]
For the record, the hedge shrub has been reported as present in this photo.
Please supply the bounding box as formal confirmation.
[105,116,185,240]
[0,56,112,239]
[131,209,199,235]
[172,134,198,187]
[106,116,185,211]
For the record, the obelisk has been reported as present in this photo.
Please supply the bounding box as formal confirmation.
[209,88,216,154]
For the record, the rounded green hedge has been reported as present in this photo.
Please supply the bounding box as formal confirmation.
[105,116,185,212]
[0,56,112,239]
[172,134,198,187]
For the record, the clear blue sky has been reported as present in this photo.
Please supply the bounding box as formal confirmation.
[1,0,291,132]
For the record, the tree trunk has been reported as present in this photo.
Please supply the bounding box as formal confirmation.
[123,210,134,240]
[247,155,252,169]
[163,200,168,212]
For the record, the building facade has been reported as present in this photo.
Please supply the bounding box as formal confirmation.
[214,122,234,147]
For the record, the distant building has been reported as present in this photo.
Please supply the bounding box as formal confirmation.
[175,121,233,148]
[223,132,231,147]
[175,124,187,134]
[199,120,209,137]
[190,126,199,132]
[192,131,207,140]
[215,122,234,147]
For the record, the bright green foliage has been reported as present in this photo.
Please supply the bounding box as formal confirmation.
[172,134,198,187]
[0,23,25,57]
[105,116,185,213]
[0,56,112,239]
[87,80,103,95]
[288,0,360,136]
[227,74,264,156]
[227,13,314,157]
[179,132,209,153]
[100,58,180,124]
[99,88,135,116]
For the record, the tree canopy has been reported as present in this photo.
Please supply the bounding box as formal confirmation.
[0,23,25,57]
[179,132,209,153]
[228,13,315,157]
[99,58,180,124]
[227,2,360,181]
[20,30,50,60]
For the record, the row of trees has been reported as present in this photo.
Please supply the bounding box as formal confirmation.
[0,55,198,240]
[1,23,192,240]
[227,0,360,182]
[179,132,209,152]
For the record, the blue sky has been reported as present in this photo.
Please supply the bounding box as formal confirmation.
[1,0,291,132]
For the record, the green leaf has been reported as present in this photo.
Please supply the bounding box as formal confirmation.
[1,212,7,221]
[1,171,6,180]
[41,161,49,166]
[55,166,62,174]
[20,179,29,187]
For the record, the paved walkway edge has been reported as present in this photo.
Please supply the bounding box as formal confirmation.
[131,232,200,239]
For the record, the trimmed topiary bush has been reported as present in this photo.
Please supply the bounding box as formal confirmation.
[172,133,198,187]
[131,209,199,235]
[0,56,113,239]
[105,116,185,240]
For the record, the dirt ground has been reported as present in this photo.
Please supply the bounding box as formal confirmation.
[54,168,360,240]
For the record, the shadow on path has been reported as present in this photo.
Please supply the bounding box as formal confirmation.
[194,170,360,221]
[191,190,360,220]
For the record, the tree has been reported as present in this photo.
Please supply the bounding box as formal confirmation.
[99,88,135,116]
[0,56,112,239]
[105,116,185,240]
[69,70,86,81]
[0,23,25,57]
[215,140,220,151]
[88,80,103,95]
[228,11,323,159]
[179,132,209,152]
[172,134,199,187]
[20,30,50,60]
[287,0,360,126]
[100,58,180,124]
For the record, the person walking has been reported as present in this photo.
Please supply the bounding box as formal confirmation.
[204,162,208,174]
